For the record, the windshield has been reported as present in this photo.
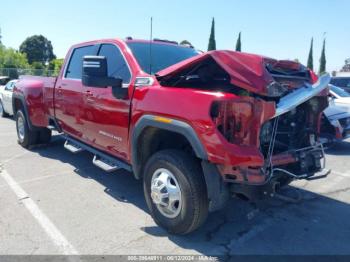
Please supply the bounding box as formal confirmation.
[331,85,350,97]
[127,42,200,75]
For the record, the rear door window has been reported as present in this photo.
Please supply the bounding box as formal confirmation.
[98,44,131,84]
[65,45,96,79]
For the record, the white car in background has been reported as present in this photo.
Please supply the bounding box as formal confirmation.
[321,84,350,142]
[0,79,17,117]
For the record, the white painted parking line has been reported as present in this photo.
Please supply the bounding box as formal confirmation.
[0,172,71,190]
[0,169,78,255]
[2,151,30,164]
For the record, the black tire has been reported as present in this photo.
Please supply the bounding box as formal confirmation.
[0,100,9,117]
[143,149,208,235]
[16,110,38,148]
[38,128,52,144]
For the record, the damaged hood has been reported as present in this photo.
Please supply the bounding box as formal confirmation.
[156,50,307,96]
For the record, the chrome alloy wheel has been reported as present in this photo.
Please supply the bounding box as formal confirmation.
[17,114,25,141]
[150,168,182,218]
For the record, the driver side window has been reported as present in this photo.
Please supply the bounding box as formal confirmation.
[98,44,131,84]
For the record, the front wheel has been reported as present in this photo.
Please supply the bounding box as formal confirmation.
[143,149,208,235]
[16,110,38,148]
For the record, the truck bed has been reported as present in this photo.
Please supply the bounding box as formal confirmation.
[16,75,58,127]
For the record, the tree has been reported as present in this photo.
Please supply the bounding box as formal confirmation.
[235,32,242,52]
[319,39,326,75]
[207,18,216,51]
[307,38,313,70]
[0,27,2,45]
[48,58,64,73]
[19,35,56,64]
[340,58,350,72]
[0,45,30,79]
[180,40,193,47]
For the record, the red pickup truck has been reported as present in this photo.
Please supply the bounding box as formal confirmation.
[13,38,331,234]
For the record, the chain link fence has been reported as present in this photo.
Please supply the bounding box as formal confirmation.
[0,68,60,79]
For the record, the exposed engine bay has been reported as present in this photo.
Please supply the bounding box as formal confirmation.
[260,96,328,177]
[157,50,331,196]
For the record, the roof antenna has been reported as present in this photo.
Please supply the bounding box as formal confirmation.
[149,17,153,75]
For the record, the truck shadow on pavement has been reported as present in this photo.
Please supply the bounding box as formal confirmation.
[32,135,350,256]
[324,140,350,156]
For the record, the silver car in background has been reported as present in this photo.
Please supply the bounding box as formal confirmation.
[321,84,350,143]
[0,79,18,117]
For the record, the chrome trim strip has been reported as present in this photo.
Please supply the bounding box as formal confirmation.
[274,74,331,117]
[134,77,155,87]
[83,65,101,68]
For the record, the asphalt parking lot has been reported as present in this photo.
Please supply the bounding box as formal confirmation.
[1,116,350,257]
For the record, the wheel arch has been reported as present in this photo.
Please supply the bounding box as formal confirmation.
[131,115,208,180]
[12,94,36,130]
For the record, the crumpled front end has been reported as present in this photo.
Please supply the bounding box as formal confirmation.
[213,74,331,199]
[156,50,331,199]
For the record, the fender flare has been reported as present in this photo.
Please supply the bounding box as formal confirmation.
[131,115,208,179]
[12,93,37,130]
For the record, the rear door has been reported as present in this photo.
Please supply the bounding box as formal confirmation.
[55,45,98,139]
[81,43,132,160]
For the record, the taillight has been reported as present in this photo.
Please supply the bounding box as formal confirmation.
[309,69,318,84]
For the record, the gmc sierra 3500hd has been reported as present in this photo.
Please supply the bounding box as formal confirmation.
[13,38,331,234]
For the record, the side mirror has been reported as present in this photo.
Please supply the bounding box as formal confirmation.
[82,56,122,88]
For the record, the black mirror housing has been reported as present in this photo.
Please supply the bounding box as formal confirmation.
[82,56,122,88]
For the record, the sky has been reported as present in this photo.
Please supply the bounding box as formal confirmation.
[1,0,349,72]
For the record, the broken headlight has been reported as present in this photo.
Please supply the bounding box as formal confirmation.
[260,121,272,145]
[266,81,288,97]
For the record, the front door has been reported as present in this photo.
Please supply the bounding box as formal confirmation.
[82,43,132,161]
[55,45,97,140]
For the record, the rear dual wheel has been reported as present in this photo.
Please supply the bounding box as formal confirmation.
[16,110,52,148]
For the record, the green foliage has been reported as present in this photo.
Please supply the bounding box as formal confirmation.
[319,39,326,75]
[31,61,45,69]
[19,35,56,64]
[0,27,2,45]
[48,58,64,73]
[207,18,216,51]
[235,32,242,52]
[307,38,313,70]
[0,45,30,69]
[0,45,30,79]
